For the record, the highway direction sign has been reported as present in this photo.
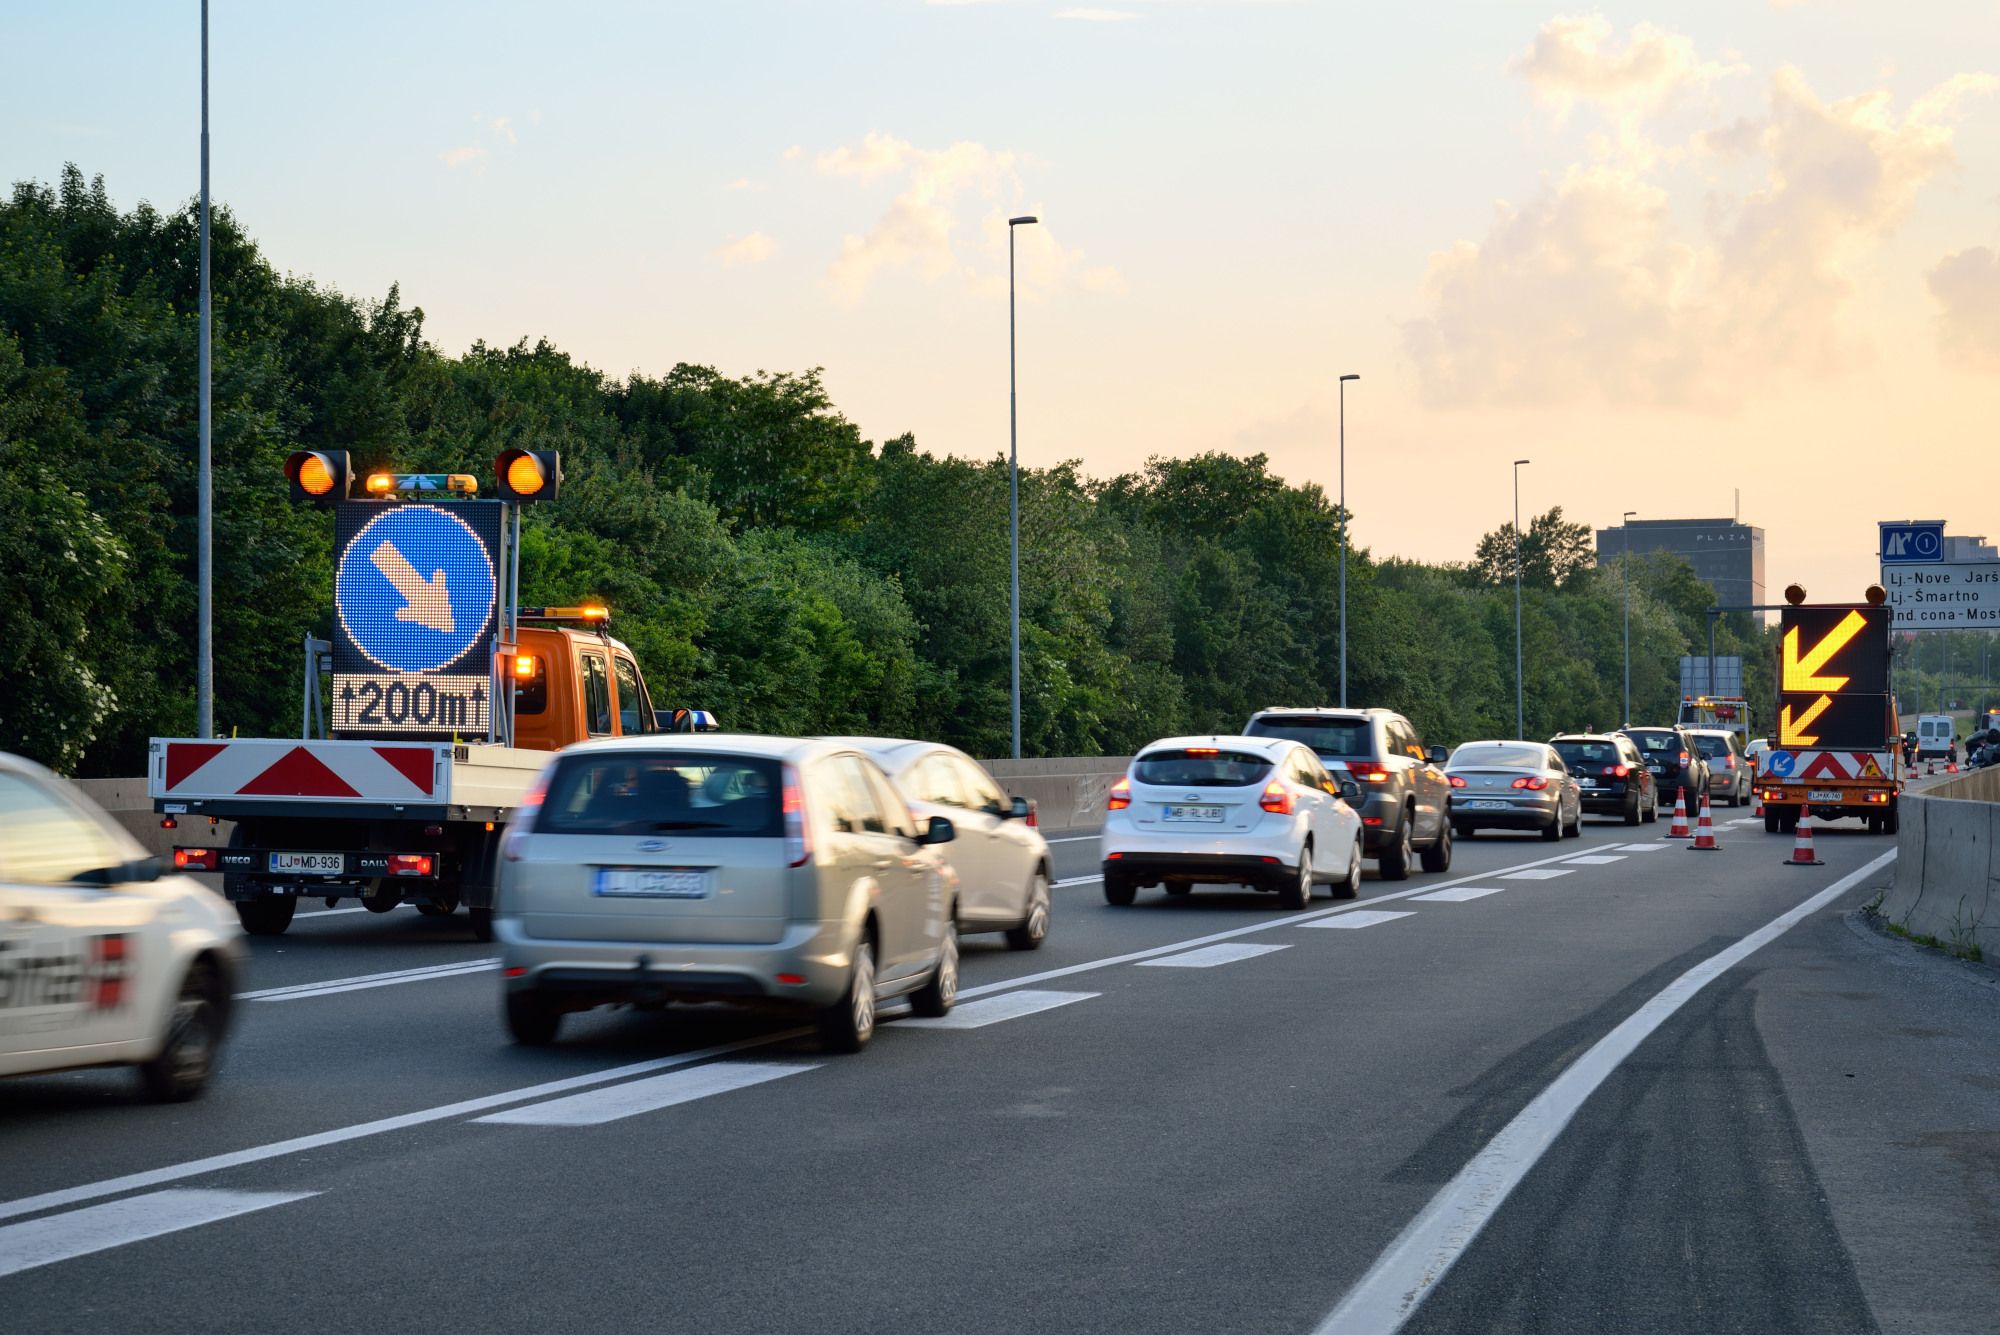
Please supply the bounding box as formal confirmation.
[1878,521,1945,564]
[1878,561,2000,628]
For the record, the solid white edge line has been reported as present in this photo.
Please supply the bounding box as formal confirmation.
[0,1188,320,1279]
[1314,848,1898,1335]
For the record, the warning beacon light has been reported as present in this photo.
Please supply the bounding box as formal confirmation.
[494,448,562,504]
[284,450,352,506]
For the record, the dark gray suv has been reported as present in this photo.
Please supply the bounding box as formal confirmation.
[1242,708,1452,879]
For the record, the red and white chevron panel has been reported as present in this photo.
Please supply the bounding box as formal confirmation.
[152,739,446,803]
[1757,749,1894,783]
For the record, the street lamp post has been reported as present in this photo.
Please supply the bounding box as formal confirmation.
[1338,373,1359,707]
[197,0,214,738]
[1007,215,1038,761]
[1622,510,1637,726]
[1513,459,1530,739]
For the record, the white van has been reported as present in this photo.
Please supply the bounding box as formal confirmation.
[1915,714,1957,762]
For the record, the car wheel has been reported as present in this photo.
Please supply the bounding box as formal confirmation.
[1540,814,1562,842]
[1624,794,1641,826]
[138,962,223,1103]
[1379,814,1415,881]
[911,920,958,1017]
[1162,879,1194,897]
[1420,820,1453,873]
[816,938,876,1052]
[236,894,296,937]
[1884,802,1901,835]
[469,906,495,943]
[1103,875,1137,907]
[1005,871,1051,950]
[1645,791,1660,823]
[360,881,401,914]
[1279,849,1313,909]
[505,989,562,1046]
[1563,805,1582,838]
[1333,841,1361,900]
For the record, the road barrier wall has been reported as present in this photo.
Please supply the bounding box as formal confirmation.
[1878,768,2000,960]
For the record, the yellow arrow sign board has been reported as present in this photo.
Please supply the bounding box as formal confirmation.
[1777,606,1889,696]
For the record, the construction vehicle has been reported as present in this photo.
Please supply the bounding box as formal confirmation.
[149,450,682,940]
[1755,587,1901,835]
[1676,695,1752,747]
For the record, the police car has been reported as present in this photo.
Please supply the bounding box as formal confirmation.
[1,753,243,1101]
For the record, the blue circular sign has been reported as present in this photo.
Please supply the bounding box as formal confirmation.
[1768,750,1797,777]
[335,506,496,674]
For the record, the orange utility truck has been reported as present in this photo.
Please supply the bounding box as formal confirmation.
[1755,590,1901,835]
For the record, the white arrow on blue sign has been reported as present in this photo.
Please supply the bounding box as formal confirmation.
[335,505,497,673]
[1879,521,1945,564]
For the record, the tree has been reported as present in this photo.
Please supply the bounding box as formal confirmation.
[1472,506,1597,588]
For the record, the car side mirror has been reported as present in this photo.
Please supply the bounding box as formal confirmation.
[1338,778,1363,803]
[73,856,163,886]
[920,815,956,845]
[654,710,674,732]
[1426,745,1447,765]
[1009,795,1033,821]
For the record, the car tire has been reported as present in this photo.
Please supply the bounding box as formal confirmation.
[138,961,223,1103]
[1765,809,1780,834]
[1279,850,1313,909]
[1884,802,1901,835]
[1454,823,1474,839]
[360,881,401,914]
[816,938,876,1053]
[1005,871,1051,950]
[1333,841,1361,900]
[1103,875,1137,907]
[1645,791,1660,823]
[505,989,562,1046]
[1540,814,1562,842]
[1163,878,1194,897]
[236,894,296,937]
[1378,814,1415,881]
[469,906,495,943]
[1563,806,1582,838]
[1624,794,1642,826]
[911,920,958,1017]
[1420,820,1453,873]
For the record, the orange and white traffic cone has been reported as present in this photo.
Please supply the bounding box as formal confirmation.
[1689,794,1720,851]
[1752,789,1765,819]
[1949,761,1959,774]
[1664,790,1690,839]
[1929,759,1939,776]
[1784,815,1824,866]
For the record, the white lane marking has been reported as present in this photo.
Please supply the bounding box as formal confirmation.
[1561,855,1626,866]
[1725,818,1762,827]
[1137,943,1291,968]
[295,906,372,918]
[1044,834,1101,844]
[1499,868,1571,881]
[474,1062,817,1127]
[237,958,499,1001]
[0,1189,318,1279]
[1299,910,1415,930]
[0,1029,806,1225]
[1410,886,1506,903]
[900,989,1098,1029]
[1054,874,1103,888]
[1315,848,1898,1334]
[1614,843,1669,853]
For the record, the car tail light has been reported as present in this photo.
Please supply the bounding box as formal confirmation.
[387,854,434,877]
[1260,781,1294,815]
[503,966,527,979]
[1679,750,1689,765]
[1448,775,1467,788]
[1107,776,1132,810]
[503,762,556,862]
[1362,816,1383,826]
[174,848,218,871]
[783,763,813,868]
[1722,755,1736,770]
[1347,761,1391,783]
[1511,776,1549,790]
[1185,747,1219,756]
[1607,765,1630,778]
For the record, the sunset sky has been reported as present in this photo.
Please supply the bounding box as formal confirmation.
[6,1,1997,600]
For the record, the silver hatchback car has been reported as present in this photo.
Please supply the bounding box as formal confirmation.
[495,735,959,1052]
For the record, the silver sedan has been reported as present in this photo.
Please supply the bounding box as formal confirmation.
[1445,740,1583,842]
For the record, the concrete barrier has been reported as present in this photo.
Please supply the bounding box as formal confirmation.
[1877,768,2000,960]
[984,757,1129,834]
[75,777,235,861]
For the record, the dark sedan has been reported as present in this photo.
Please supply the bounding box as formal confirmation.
[1552,733,1658,825]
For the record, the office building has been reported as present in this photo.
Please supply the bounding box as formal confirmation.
[1596,517,1766,610]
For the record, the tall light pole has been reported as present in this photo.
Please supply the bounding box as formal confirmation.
[1338,373,1359,707]
[1513,459,1530,738]
[197,0,214,739]
[1622,510,1637,726]
[1007,215,1037,760]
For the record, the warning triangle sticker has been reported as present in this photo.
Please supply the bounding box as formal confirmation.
[1858,755,1883,779]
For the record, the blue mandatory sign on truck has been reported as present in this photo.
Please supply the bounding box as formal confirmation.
[335,505,497,674]
[1767,750,1798,777]
[1879,521,1944,564]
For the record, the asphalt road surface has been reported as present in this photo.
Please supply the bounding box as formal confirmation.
[5,813,1997,1333]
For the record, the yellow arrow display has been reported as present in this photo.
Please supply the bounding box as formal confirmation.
[1782,610,1867,692]
[1779,695,1833,747]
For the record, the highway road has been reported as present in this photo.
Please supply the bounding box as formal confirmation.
[5,815,1998,1332]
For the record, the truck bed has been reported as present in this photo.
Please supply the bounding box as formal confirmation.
[148,737,548,822]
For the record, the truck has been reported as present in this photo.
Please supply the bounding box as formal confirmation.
[1755,597,1900,835]
[149,450,692,941]
[1677,695,1752,747]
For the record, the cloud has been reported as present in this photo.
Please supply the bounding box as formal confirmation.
[1928,247,2000,369]
[814,132,1121,302]
[440,144,488,171]
[1404,63,1995,408]
[714,232,777,267]
[1513,15,1744,117]
[723,177,757,192]
[1057,8,1140,19]
[440,111,525,172]
[491,116,517,145]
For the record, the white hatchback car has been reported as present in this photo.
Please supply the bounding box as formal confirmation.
[1100,736,1364,907]
[826,738,1053,950]
[0,753,244,1101]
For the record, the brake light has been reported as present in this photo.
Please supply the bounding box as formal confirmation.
[1185,747,1219,756]
[1722,756,1736,770]
[1347,761,1392,782]
[387,854,433,877]
[1260,780,1294,815]
[1108,776,1132,811]
[783,763,813,868]
[174,848,218,871]
[1448,775,1467,788]
[1607,765,1629,778]
[503,762,556,862]
[1511,776,1549,790]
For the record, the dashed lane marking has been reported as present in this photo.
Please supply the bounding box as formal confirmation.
[1614,843,1670,853]
[474,1061,818,1127]
[901,989,1098,1029]
[1137,943,1291,968]
[1561,855,1626,866]
[1299,910,1416,930]
[1499,868,1572,880]
[1054,874,1104,888]
[1409,886,1506,903]
[0,1189,319,1279]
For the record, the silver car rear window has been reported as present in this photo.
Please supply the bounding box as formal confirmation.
[1132,749,1272,788]
[1449,743,1546,768]
[536,753,782,837]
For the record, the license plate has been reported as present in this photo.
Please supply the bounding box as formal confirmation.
[1807,790,1842,803]
[1464,799,1509,811]
[1578,779,1599,789]
[1161,805,1224,823]
[1647,765,1663,774]
[269,852,343,874]
[594,868,712,899]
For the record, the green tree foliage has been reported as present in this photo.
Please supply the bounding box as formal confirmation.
[1,168,1777,773]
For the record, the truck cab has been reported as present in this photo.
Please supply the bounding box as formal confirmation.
[509,614,660,751]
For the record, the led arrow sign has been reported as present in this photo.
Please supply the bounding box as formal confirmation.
[1776,604,1890,750]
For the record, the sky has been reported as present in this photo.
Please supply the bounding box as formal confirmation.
[4,1,1998,602]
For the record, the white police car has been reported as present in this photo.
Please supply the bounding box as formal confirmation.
[0,753,243,1101]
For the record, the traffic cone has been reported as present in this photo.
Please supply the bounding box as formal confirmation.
[1929,759,1939,776]
[1784,815,1824,866]
[1664,791,1690,839]
[1948,761,1959,774]
[1689,794,1720,851]
[1752,789,1765,819]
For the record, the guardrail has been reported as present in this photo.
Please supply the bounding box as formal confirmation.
[1876,768,2000,960]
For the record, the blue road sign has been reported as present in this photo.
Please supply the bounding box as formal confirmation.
[1879,521,1944,564]
[335,505,498,674]
[1767,750,1797,777]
